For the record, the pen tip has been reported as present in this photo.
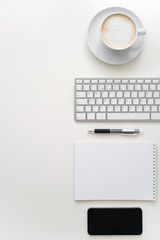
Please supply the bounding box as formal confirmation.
[88,130,94,133]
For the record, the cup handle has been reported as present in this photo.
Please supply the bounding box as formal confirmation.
[137,28,147,36]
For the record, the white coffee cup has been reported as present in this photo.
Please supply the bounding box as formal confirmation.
[100,13,146,51]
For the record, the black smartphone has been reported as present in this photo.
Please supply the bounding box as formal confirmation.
[88,208,142,235]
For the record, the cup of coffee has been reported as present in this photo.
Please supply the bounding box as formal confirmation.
[101,13,146,50]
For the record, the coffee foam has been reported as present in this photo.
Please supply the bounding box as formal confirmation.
[101,14,136,49]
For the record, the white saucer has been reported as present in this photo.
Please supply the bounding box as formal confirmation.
[87,7,145,65]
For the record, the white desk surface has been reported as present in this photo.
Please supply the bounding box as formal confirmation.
[0,0,160,239]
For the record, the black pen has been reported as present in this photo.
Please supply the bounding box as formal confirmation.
[88,129,140,135]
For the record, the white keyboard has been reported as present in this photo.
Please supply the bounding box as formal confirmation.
[75,78,160,121]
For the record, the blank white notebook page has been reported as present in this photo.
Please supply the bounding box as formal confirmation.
[75,142,156,201]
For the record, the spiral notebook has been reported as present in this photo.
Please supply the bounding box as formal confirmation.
[75,142,156,201]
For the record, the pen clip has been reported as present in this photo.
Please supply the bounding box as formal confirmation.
[121,133,139,136]
[121,129,140,135]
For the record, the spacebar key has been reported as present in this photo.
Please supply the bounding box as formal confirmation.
[108,113,150,120]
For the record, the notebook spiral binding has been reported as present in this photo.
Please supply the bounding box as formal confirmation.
[153,144,156,200]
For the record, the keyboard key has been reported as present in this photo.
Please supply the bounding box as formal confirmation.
[131,92,137,98]
[142,84,149,90]
[76,106,84,112]
[89,99,95,105]
[102,92,108,97]
[84,79,90,83]
[93,106,99,112]
[76,92,86,98]
[122,106,128,112]
[124,92,130,98]
[94,92,100,98]
[118,99,124,104]
[137,79,144,83]
[99,79,105,83]
[87,92,93,98]
[104,99,110,105]
[76,99,87,105]
[85,106,91,112]
[130,79,136,83]
[153,79,159,83]
[100,106,106,112]
[153,92,159,97]
[108,113,150,120]
[120,85,126,90]
[83,84,90,90]
[91,84,97,90]
[135,84,141,90]
[76,84,82,90]
[107,79,113,83]
[76,113,86,120]
[122,79,128,83]
[96,113,106,120]
[148,99,154,105]
[144,106,150,112]
[146,92,152,98]
[96,99,102,105]
[139,92,145,97]
[126,99,132,104]
[87,113,95,120]
[151,106,157,112]
[150,84,156,90]
[157,85,160,90]
[111,99,117,105]
[133,99,139,105]
[145,79,151,83]
[140,99,146,104]
[151,113,160,119]
[117,92,123,98]
[107,106,113,112]
[137,106,143,112]
[115,106,121,112]
[98,85,104,90]
[155,99,160,104]
[105,84,112,90]
[114,79,121,83]
[129,106,135,112]
[113,85,119,90]
[128,84,134,91]
[76,79,82,83]
[109,92,115,98]
[91,79,98,83]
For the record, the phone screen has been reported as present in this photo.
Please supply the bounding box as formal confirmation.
[88,208,142,235]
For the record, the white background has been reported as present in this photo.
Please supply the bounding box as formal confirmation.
[0,0,160,239]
